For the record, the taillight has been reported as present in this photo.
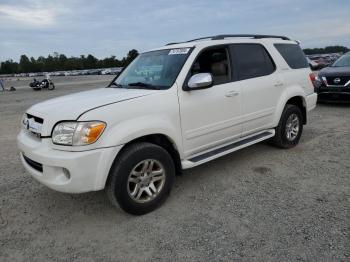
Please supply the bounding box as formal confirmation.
[309,72,317,89]
[309,72,316,82]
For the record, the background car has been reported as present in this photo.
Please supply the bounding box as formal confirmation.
[307,57,319,70]
[315,52,350,102]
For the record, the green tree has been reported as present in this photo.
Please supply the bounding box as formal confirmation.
[0,60,19,74]
[303,45,349,55]
[86,54,98,69]
[125,49,139,65]
[58,54,68,70]
[0,49,140,75]
[19,55,32,73]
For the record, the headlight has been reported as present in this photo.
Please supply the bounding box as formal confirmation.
[22,114,28,128]
[52,121,106,146]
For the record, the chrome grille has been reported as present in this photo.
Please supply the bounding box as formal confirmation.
[326,76,350,86]
[23,114,44,137]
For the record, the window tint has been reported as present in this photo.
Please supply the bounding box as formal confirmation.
[230,44,275,81]
[274,44,309,69]
[190,47,231,85]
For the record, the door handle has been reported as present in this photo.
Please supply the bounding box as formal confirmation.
[274,81,284,87]
[225,91,239,97]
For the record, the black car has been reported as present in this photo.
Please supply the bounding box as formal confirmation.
[315,52,350,102]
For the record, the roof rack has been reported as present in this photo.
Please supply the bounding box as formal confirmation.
[166,34,290,46]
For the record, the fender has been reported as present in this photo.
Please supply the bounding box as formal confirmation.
[92,117,182,190]
[100,116,183,157]
[272,84,307,127]
[77,87,184,157]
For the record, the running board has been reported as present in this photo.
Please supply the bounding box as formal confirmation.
[181,130,275,169]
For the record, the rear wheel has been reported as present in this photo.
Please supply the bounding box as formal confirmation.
[48,83,55,90]
[106,142,175,215]
[271,104,303,148]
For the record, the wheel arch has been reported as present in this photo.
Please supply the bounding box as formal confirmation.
[105,133,182,189]
[274,90,308,127]
[285,96,307,125]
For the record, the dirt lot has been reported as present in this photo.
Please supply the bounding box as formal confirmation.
[0,76,349,262]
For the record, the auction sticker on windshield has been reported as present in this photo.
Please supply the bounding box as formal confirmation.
[169,48,190,55]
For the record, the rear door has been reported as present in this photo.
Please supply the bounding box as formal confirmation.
[230,43,282,136]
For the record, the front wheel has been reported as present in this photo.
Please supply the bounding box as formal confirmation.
[106,142,175,215]
[271,104,303,148]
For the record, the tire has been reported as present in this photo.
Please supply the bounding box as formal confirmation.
[271,104,303,149]
[106,142,175,215]
[48,83,55,90]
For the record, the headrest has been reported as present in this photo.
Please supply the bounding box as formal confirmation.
[211,62,227,76]
[211,52,226,63]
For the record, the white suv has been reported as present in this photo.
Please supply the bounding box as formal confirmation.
[17,34,317,215]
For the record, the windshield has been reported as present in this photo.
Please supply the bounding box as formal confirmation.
[332,53,350,67]
[112,48,191,89]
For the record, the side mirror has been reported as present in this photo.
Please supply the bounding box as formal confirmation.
[187,73,213,90]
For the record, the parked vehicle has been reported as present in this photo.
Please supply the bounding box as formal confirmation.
[87,69,102,75]
[307,57,319,70]
[71,71,80,76]
[101,68,123,75]
[315,52,350,102]
[101,69,112,75]
[29,78,55,91]
[110,68,122,75]
[308,56,328,69]
[18,34,317,215]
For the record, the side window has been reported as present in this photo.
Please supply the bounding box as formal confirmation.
[230,44,275,81]
[190,47,231,85]
[274,43,309,69]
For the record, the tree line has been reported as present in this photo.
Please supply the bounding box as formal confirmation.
[303,45,349,55]
[0,49,139,75]
[1,45,349,74]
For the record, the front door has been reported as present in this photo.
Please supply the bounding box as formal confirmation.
[178,46,242,157]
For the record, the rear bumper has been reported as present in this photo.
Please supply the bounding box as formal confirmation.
[305,93,318,111]
[17,130,122,193]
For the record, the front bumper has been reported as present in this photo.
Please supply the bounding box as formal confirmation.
[17,130,122,193]
[316,86,350,102]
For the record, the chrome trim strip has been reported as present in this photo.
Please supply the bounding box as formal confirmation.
[318,92,350,95]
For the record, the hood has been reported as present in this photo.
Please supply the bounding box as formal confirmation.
[27,87,156,136]
[319,66,350,77]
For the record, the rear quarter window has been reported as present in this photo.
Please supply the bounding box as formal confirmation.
[274,44,309,69]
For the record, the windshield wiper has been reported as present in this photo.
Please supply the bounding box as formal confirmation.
[127,82,161,90]
[108,82,124,88]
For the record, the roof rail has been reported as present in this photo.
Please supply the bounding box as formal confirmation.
[166,34,290,45]
[211,34,290,40]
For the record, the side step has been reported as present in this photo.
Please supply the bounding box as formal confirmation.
[181,130,275,169]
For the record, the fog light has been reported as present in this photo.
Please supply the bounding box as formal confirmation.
[62,168,71,180]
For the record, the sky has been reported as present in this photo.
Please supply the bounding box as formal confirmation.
[0,0,349,61]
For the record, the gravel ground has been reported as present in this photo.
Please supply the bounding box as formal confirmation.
[0,76,349,262]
